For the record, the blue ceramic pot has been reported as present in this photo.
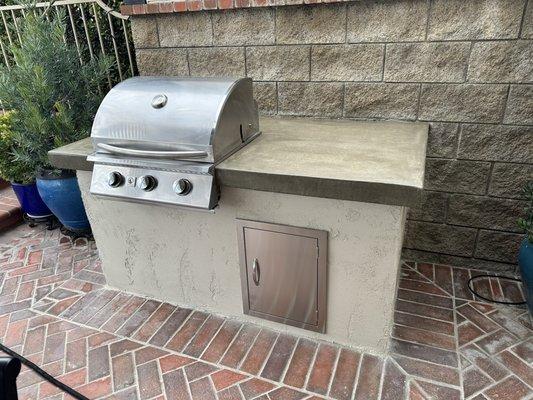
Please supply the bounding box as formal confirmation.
[11,181,52,219]
[518,237,533,315]
[36,169,91,233]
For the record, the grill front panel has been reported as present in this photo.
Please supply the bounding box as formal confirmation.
[90,164,217,210]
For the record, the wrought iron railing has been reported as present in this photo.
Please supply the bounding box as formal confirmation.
[0,0,136,87]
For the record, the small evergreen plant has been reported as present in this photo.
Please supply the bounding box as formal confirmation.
[518,181,533,244]
[0,5,111,180]
[0,110,35,183]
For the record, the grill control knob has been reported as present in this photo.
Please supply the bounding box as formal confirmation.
[173,179,192,196]
[107,172,124,188]
[139,175,157,192]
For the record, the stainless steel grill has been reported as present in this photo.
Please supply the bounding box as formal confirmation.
[88,76,260,210]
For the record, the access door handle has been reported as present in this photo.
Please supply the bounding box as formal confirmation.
[252,258,260,286]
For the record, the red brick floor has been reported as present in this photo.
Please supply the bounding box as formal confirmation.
[0,186,22,231]
[0,224,531,399]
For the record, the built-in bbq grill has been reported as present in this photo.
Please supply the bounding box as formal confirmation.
[88,77,260,210]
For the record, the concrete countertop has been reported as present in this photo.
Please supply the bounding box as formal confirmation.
[48,137,94,172]
[48,116,428,207]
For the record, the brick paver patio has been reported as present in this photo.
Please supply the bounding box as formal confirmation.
[0,186,22,231]
[0,223,531,399]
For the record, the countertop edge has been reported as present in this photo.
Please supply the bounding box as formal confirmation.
[48,138,94,172]
[48,150,93,172]
[48,151,422,207]
[216,168,422,208]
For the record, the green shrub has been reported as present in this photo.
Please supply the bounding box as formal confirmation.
[0,6,111,177]
[518,181,533,244]
[0,110,35,183]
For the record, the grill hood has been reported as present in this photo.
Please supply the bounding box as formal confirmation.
[88,76,260,210]
[91,76,259,164]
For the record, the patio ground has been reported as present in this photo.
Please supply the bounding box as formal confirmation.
[0,222,531,400]
[0,186,22,231]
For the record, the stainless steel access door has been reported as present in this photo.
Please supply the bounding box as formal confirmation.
[237,220,327,333]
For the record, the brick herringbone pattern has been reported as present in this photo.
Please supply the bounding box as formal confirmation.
[0,224,531,399]
[394,261,532,400]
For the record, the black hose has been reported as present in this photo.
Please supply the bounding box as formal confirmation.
[467,274,527,306]
[0,341,89,400]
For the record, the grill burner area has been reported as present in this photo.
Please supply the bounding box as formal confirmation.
[88,77,260,210]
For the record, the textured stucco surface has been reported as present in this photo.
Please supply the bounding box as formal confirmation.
[78,171,407,354]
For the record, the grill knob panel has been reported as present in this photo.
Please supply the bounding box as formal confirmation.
[173,179,192,196]
[107,172,124,188]
[139,175,157,192]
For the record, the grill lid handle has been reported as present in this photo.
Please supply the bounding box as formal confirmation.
[97,143,208,159]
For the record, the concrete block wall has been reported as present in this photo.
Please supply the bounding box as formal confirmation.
[130,0,533,273]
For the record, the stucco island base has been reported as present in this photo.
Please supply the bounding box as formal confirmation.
[77,171,406,355]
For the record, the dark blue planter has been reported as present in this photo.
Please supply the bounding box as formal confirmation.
[518,237,533,315]
[11,182,52,219]
[36,170,91,233]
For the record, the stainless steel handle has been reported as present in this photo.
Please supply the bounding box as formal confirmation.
[252,258,260,286]
[97,143,208,159]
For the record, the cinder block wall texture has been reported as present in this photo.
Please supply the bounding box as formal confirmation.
[131,0,533,273]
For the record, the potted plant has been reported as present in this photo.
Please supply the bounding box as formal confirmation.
[0,7,110,233]
[518,181,533,315]
[0,111,52,219]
